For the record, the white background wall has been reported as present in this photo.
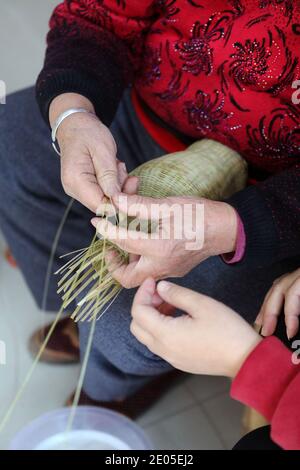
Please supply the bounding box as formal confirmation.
[0,0,58,94]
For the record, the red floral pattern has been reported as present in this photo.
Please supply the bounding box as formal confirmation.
[229,38,272,89]
[184,89,232,135]
[259,0,294,24]
[246,105,300,171]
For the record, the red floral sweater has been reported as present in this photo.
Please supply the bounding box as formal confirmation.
[36,0,300,268]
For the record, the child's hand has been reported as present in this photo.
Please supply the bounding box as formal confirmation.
[256,268,300,339]
[131,278,261,378]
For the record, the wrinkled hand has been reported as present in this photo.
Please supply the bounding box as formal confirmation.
[50,93,137,212]
[131,278,261,377]
[256,268,300,339]
[91,194,238,288]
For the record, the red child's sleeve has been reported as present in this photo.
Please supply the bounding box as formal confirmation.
[231,336,300,449]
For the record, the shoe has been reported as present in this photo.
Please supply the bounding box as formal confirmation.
[66,370,181,419]
[29,317,80,364]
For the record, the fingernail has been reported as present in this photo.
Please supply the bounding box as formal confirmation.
[158,281,171,292]
[261,326,268,337]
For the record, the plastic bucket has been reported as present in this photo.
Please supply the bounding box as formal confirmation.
[10,406,152,450]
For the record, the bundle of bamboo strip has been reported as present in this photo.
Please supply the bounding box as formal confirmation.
[57,139,248,322]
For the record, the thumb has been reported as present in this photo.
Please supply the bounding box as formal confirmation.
[156,281,203,317]
[123,176,139,195]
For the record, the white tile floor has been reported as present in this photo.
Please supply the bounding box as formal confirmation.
[0,0,243,450]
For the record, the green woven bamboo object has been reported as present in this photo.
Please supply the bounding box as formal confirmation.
[57,139,247,322]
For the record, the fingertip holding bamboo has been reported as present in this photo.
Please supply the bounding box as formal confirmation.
[58,139,248,322]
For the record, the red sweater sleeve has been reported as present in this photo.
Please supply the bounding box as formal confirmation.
[231,336,300,450]
[36,0,156,126]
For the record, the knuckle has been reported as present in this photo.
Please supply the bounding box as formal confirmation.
[130,321,138,337]
[61,170,74,191]
[285,287,297,303]
[271,282,283,294]
[272,277,283,287]
[175,269,187,278]
[62,183,72,196]
[289,278,300,294]
[258,310,265,321]
[120,277,133,289]
[161,347,176,365]
[264,311,276,318]
[285,284,293,297]
[98,169,117,184]
[159,330,169,349]
[104,139,117,156]
[61,179,73,196]
[168,283,181,296]
[173,286,188,302]
[164,350,177,365]
[112,238,127,254]
[131,304,138,319]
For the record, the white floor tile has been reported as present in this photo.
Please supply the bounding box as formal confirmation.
[137,377,196,427]
[202,393,244,449]
[185,374,230,402]
[0,244,80,450]
[144,406,225,450]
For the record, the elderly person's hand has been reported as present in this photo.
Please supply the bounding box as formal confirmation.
[50,93,137,213]
[130,278,261,377]
[91,193,238,288]
[256,268,300,340]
